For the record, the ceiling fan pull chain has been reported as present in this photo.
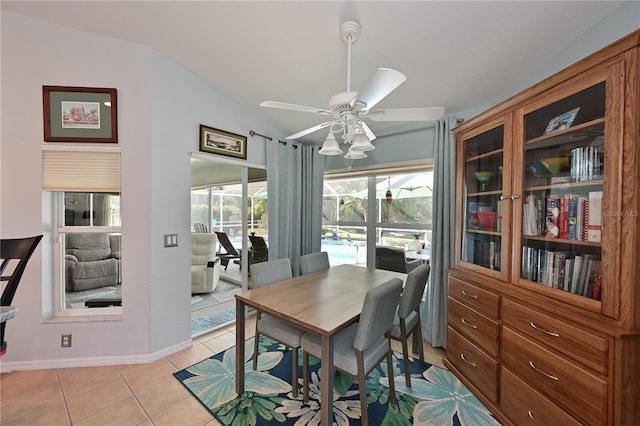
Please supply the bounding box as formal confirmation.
[346,33,352,92]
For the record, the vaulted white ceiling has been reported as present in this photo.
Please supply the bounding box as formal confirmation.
[2,1,625,144]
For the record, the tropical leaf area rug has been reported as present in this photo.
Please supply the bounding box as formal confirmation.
[174,336,501,425]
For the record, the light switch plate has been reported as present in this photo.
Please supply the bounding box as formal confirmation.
[164,234,178,247]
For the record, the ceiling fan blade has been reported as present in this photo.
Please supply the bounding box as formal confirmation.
[285,121,335,140]
[351,68,406,111]
[366,107,445,122]
[361,121,377,142]
[260,101,333,116]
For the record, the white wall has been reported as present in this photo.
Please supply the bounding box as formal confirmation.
[0,11,282,370]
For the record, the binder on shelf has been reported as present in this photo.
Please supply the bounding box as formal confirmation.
[587,191,603,242]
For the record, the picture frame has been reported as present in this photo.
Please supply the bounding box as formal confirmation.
[43,86,118,143]
[544,107,580,135]
[199,124,247,159]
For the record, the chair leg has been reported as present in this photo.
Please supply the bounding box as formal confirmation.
[386,346,397,405]
[291,347,299,398]
[356,352,369,426]
[302,352,309,402]
[253,314,261,371]
[414,319,425,363]
[400,320,412,387]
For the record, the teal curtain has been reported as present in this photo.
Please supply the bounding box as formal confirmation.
[266,141,324,276]
[422,117,457,348]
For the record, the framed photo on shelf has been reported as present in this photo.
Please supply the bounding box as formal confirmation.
[544,107,580,135]
[199,124,247,159]
[43,86,118,142]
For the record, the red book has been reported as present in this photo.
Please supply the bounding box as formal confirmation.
[559,194,570,239]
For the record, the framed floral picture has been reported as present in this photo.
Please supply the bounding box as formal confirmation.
[43,86,118,142]
[199,124,247,159]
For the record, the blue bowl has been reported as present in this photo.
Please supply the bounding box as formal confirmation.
[527,162,551,177]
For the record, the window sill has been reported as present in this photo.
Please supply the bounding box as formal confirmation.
[44,307,122,323]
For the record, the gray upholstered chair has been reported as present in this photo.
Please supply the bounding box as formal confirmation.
[390,263,430,387]
[191,233,221,294]
[299,251,330,275]
[375,245,421,273]
[64,233,120,292]
[250,258,304,397]
[301,278,403,426]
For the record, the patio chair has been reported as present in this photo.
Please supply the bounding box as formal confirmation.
[250,258,304,397]
[375,245,421,273]
[299,251,330,275]
[214,231,241,270]
[301,277,403,426]
[1,235,43,356]
[249,235,269,264]
[389,263,430,386]
[193,222,208,233]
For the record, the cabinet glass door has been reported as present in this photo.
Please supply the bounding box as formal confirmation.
[459,122,507,277]
[517,78,608,306]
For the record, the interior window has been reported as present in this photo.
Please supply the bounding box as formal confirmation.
[59,192,122,310]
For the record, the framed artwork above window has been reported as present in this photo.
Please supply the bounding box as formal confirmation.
[43,86,118,143]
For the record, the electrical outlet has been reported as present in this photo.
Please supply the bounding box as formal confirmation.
[61,334,72,347]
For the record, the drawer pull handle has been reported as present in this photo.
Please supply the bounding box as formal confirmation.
[461,318,477,329]
[460,353,477,368]
[530,322,560,337]
[527,410,541,426]
[529,361,558,381]
[461,290,478,299]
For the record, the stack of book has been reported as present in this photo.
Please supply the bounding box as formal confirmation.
[521,246,602,300]
[522,190,602,242]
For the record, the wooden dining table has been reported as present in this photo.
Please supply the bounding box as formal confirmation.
[235,264,405,425]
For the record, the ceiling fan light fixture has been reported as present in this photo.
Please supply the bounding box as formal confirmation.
[344,148,367,160]
[350,132,375,151]
[318,133,343,156]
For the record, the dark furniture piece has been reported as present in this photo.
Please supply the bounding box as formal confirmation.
[249,235,269,264]
[1,235,43,356]
[214,231,241,270]
[375,245,421,273]
[85,298,122,308]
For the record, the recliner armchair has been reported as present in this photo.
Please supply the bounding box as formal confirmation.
[375,245,421,273]
[65,233,120,292]
[191,233,221,294]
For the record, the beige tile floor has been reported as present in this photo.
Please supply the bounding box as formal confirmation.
[0,316,445,426]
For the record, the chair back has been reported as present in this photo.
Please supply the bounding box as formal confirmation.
[191,233,217,265]
[193,222,208,233]
[250,258,293,288]
[353,278,403,352]
[299,251,330,275]
[1,235,43,306]
[215,231,239,256]
[375,245,408,273]
[249,235,269,263]
[398,263,430,319]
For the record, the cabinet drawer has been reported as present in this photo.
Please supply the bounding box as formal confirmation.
[446,326,498,404]
[501,367,582,426]
[449,277,500,319]
[448,297,499,357]
[502,327,607,425]
[503,299,608,375]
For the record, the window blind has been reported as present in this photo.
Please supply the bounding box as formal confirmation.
[42,145,121,192]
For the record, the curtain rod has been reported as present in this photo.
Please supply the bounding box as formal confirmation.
[249,130,272,140]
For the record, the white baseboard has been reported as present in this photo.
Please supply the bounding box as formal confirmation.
[0,339,193,373]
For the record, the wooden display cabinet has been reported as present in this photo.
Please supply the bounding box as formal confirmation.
[446,29,640,425]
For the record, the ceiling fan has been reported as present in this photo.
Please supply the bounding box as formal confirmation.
[260,20,445,159]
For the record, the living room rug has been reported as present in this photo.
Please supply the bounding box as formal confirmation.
[174,336,500,425]
[192,308,236,337]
